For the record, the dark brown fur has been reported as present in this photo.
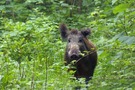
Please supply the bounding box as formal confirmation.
[60,24,97,84]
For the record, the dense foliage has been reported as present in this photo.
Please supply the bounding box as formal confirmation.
[0,0,135,89]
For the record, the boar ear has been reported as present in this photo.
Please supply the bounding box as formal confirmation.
[81,29,91,37]
[60,24,68,39]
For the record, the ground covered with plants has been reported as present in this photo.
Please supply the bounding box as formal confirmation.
[0,0,135,90]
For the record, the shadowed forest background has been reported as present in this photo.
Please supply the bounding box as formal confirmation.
[0,0,135,90]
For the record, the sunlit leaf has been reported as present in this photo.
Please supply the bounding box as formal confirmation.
[113,4,129,14]
[112,0,117,5]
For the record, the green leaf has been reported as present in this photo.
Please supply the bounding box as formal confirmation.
[113,4,129,14]
[112,0,117,5]
[118,36,129,42]
[124,37,135,45]
[0,5,5,10]
[61,3,69,7]
[112,32,125,40]
[118,36,135,45]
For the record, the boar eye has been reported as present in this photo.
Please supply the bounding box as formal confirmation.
[68,39,71,42]
[78,38,83,43]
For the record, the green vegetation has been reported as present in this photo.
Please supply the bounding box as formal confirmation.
[0,0,135,90]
